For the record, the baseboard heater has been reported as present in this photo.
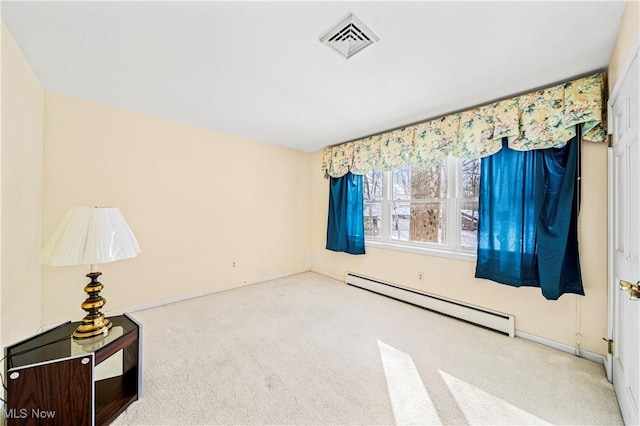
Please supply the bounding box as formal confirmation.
[346,272,515,337]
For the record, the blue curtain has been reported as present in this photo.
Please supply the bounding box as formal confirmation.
[475,135,583,300]
[326,172,365,255]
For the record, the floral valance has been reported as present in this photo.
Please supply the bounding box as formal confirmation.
[322,73,605,178]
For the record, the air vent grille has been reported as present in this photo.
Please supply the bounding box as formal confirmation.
[320,13,378,59]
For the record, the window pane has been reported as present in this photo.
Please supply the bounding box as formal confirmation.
[461,159,480,198]
[413,162,447,200]
[390,202,411,240]
[460,200,479,248]
[391,202,446,244]
[393,161,447,200]
[392,164,411,200]
[364,203,381,238]
[364,169,383,201]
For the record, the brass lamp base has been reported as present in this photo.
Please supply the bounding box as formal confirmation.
[73,316,112,339]
[73,272,113,339]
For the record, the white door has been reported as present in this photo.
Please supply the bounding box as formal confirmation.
[610,51,639,426]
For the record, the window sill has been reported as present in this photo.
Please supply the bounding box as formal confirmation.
[365,240,477,262]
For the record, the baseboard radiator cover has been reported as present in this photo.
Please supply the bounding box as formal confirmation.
[346,272,515,337]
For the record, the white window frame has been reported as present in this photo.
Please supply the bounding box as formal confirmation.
[364,156,478,262]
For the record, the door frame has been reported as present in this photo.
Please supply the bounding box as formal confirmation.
[606,100,613,382]
[607,42,639,381]
[607,40,639,409]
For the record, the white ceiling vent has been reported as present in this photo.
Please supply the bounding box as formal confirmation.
[319,13,379,59]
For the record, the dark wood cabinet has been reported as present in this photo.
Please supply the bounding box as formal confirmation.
[5,314,142,425]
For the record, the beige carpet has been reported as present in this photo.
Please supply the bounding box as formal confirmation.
[113,272,622,425]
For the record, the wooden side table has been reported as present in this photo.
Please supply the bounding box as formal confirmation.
[4,314,142,425]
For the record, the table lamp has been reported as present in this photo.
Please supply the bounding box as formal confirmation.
[41,207,141,339]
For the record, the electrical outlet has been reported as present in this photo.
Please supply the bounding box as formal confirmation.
[418,272,424,281]
[233,261,236,268]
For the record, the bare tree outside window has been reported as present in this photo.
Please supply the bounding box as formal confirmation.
[461,159,480,198]
[364,169,383,201]
[364,169,383,238]
[460,159,480,248]
[392,162,447,243]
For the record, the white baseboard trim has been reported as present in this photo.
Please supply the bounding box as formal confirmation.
[515,330,605,365]
[38,269,311,331]
[109,268,311,315]
[309,268,343,282]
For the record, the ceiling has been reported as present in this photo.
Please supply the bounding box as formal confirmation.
[1,1,626,153]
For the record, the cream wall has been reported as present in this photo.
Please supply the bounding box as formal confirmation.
[608,0,639,93]
[1,23,44,345]
[42,93,311,325]
[309,142,608,355]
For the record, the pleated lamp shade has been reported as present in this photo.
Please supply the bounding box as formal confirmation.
[42,207,141,266]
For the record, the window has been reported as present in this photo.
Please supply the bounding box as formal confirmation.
[364,157,479,255]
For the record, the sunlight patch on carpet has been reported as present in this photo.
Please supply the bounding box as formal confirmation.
[378,340,442,425]
[439,370,550,425]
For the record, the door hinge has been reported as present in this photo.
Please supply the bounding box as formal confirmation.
[607,134,613,148]
[607,339,614,355]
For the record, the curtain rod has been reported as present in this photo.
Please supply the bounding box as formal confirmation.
[328,67,607,149]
